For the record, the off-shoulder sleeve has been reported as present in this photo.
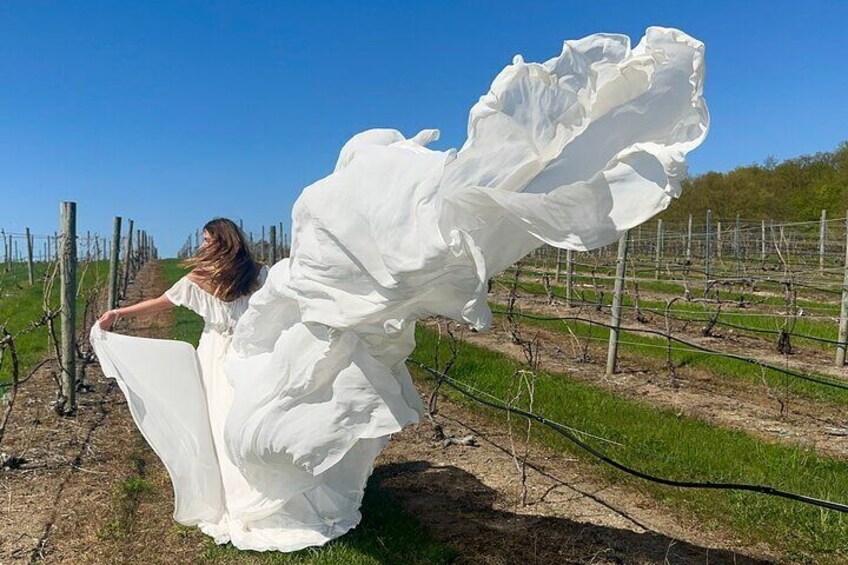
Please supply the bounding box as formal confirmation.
[164,276,192,308]
[163,276,210,320]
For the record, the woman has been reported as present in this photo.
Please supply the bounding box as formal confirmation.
[93,26,708,553]
[93,218,287,548]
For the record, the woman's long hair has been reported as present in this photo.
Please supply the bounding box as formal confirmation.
[181,218,262,302]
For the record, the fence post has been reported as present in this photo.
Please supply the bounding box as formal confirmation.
[837,212,848,366]
[820,209,828,273]
[686,214,693,261]
[716,221,722,259]
[108,217,122,310]
[60,202,77,412]
[655,219,663,280]
[139,230,145,264]
[25,227,34,285]
[122,219,134,298]
[760,220,766,262]
[705,209,712,295]
[554,248,562,282]
[269,225,277,265]
[606,231,629,376]
[565,249,574,307]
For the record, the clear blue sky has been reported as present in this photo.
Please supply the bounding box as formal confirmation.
[2,1,846,257]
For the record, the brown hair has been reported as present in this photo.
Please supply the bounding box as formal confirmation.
[181,218,262,302]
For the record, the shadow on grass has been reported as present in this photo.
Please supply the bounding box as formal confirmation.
[373,461,771,565]
[198,475,459,564]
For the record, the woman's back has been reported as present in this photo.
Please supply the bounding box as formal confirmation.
[165,267,269,335]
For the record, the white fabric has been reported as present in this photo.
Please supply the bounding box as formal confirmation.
[90,27,708,553]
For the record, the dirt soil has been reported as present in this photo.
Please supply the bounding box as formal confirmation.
[0,263,210,563]
[377,387,777,564]
[0,261,782,564]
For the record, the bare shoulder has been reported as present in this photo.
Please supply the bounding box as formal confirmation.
[186,270,214,293]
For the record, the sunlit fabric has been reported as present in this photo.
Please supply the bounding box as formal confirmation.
[90,27,708,552]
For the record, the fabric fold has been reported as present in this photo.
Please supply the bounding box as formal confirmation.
[89,323,224,525]
[91,26,708,553]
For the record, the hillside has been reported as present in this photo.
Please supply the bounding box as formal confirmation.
[663,141,848,222]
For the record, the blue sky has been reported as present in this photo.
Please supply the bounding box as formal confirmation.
[2,1,847,256]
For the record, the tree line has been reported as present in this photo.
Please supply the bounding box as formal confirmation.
[663,141,848,221]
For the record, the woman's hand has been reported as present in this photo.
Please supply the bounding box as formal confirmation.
[97,310,120,331]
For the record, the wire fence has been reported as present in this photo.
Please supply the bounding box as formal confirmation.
[508,212,848,370]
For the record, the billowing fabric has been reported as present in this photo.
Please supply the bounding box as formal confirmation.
[90,27,708,553]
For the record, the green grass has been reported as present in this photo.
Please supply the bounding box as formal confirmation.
[506,260,845,315]
[160,259,204,346]
[488,299,848,407]
[0,260,110,384]
[157,258,458,564]
[502,277,843,350]
[410,324,848,563]
[198,487,458,564]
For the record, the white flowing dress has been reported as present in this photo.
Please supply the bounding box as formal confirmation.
[90,27,709,553]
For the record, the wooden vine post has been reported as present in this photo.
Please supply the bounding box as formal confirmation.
[705,209,712,295]
[716,221,722,259]
[269,225,278,264]
[554,248,562,283]
[836,212,848,366]
[108,216,122,309]
[820,209,827,273]
[654,219,663,280]
[686,213,693,261]
[60,202,77,412]
[606,230,629,376]
[25,227,34,285]
[122,219,134,298]
[761,220,766,262]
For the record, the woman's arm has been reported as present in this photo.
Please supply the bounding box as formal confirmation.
[97,294,175,331]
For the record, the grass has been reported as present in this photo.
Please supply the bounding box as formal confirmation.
[487,299,848,407]
[198,487,458,565]
[410,324,848,563]
[98,435,156,541]
[160,259,204,346]
[501,277,843,351]
[157,258,459,564]
[0,260,111,384]
[507,256,846,315]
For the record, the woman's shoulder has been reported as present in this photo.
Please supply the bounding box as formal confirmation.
[186,270,213,291]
